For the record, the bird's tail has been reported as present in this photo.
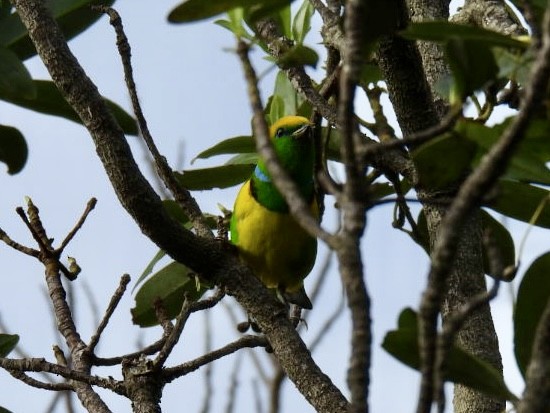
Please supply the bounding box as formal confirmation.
[284,286,313,310]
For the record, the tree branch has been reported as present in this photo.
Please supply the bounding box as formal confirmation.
[94,6,213,239]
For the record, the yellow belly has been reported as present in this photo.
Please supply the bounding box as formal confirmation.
[231,180,318,292]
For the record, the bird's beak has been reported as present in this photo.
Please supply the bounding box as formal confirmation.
[291,123,312,139]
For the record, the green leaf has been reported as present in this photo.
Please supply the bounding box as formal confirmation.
[133,201,218,292]
[131,261,208,327]
[382,308,518,402]
[414,210,431,254]
[402,21,527,50]
[244,0,294,26]
[274,3,291,40]
[494,47,534,85]
[0,333,19,357]
[514,252,550,377]
[0,1,12,19]
[323,126,343,162]
[0,46,35,99]
[133,249,166,293]
[0,80,138,136]
[446,38,498,99]
[273,70,304,116]
[0,0,116,60]
[214,8,253,40]
[268,95,286,125]
[162,199,192,225]
[0,125,28,174]
[169,0,238,23]
[0,406,14,413]
[457,118,550,185]
[487,180,550,228]
[192,136,255,163]
[276,44,318,69]
[226,152,258,165]
[359,63,384,87]
[175,164,254,190]
[168,0,275,23]
[292,0,314,44]
[412,133,477,190]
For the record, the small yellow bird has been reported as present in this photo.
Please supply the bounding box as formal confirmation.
[230,116,318,309]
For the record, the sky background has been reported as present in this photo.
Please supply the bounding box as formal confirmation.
[0,1,545,412]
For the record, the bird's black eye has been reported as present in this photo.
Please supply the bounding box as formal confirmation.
[275,128,285,138]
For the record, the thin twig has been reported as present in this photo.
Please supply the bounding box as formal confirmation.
[336,0,372,411]
[361,105,462,161]
[57,198,97,252]
[16,205,52,253]
[200,311,213,413]
[94,6,212,239]
[154,289,225,369]
[7,369,73,391]
[0,357,126,395]
[254,20,339,126]
[0,227,39,257]
[269,367,286,413]
[88,274,131,351]
[163,335,268,382]
[92,338,165,366]
[308,291,346,353]
[224,352,243,413]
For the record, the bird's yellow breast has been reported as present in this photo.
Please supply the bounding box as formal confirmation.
[231,180,318,292]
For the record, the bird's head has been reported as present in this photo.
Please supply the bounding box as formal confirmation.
[269,115,312,143]
[252,115,315,211]
[267,116,313,170]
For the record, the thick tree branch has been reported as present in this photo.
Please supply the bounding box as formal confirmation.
[517,296,550,413]
[420,5,550,412]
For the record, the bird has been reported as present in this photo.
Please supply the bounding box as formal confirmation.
[230,115,318,310]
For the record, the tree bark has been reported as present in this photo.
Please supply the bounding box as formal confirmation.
[379,1,504,412]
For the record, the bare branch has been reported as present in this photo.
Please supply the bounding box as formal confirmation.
[253,20,339,126]
[0,357,126,395]
[154,289,224,369]
[335,0,373,411]
[88,274,131,351]
[57,198,97,252]
[163,335,268,382]
[7,369,73,392]
[224,353,243,413]
[93,6,213,239]
[0,225,39,257]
